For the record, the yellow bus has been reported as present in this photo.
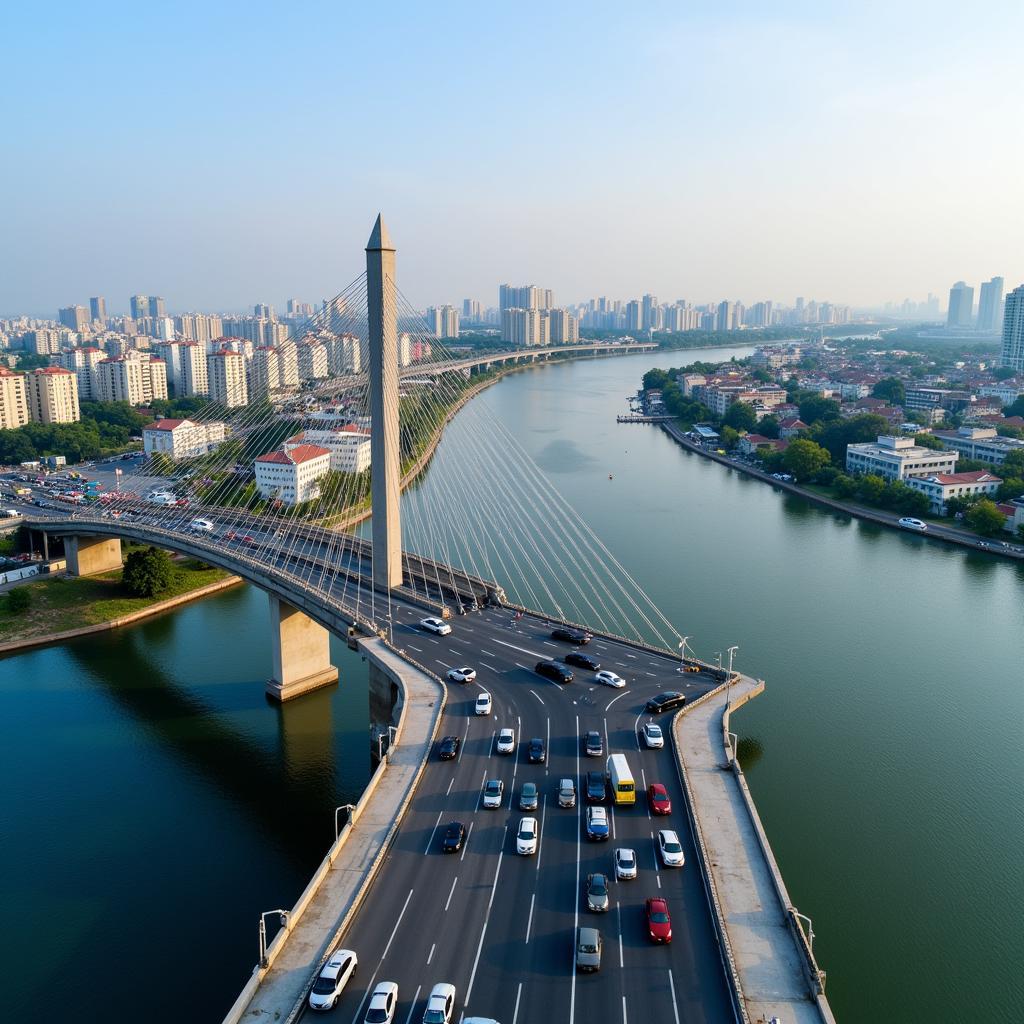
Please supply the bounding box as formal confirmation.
[606,753,635,806]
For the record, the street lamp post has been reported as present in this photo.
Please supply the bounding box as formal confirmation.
[676,636,690,673]
[725,644,739,704]
[335,803,356,842]
[259,908,290,968]
[377,724,400,762]
[714,652,722,672]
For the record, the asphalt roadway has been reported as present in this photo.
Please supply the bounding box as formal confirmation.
[303,604,733,1024]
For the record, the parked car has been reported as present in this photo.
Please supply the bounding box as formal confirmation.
[551,627,592,645]
[645,897,673,943]
[516,816,539,855]
[422,983,456,1024]
[594,670,626,688]
[614,847,637,880]
[527,737,546,763]
[584,731,603,757]
[420,617,452,635]
[438,736,460,760]
[535,660,573,684]
[647,783,672,816]
[565,651,600,670]
[496,728,515,754]
[446,666,476,684]
[442,821,466,853]
[475,692,492,716]
[586,806,610,841]
[309,948,358,1011]
[482,779,504,809]
[575,927,602,972]
[363,981,399,1024]
[657,829,685,867]
[519,782,539,811]
[646,691,686,713]
[898,517,928,533]
[642,722,664,749]
[558,777,577,808]
[586,770,606,803]
[585,872,610,912]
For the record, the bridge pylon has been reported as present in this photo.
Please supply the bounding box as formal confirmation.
[366,214,403,591]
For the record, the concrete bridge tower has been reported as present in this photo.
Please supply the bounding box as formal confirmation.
[366,214,403,591]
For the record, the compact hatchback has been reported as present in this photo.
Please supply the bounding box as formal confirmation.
[496,728,515,754]
[898,517,928,532]
[309,948,358,1011]
[657,829,685,867]
[420,617,452,636]
[558,778,577,808]
[475,692,492,716]
[585,872,610,912]
[527,737,546,763]
[516,816,539,855]
[594,670,626,688]
[584,731,603,757]
[446,666,476,684]
[442,821,466,853]
[586,771,606,803]
[363,981,398,1024]
[642,722,665,749]
[647,783,672,816]
[614,847,637,880]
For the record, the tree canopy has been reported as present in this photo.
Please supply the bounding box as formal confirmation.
[723,401,757,432]
[872,377,906,405]
[122,546,175,597]
[782,439,831,481]
[965,500,1008,537]
[798,395,842,426]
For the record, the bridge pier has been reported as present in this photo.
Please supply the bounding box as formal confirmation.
[64,535,123,577]
[266,595,339,702]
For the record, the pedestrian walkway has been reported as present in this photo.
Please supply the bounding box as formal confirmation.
[674,679,835,1024]
[222,639,444,1024]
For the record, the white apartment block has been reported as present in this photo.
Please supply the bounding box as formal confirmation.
[26,367,80,424]
[249,346,280,396]
[94,353,168,405]
[297,341,329,381]
[56,346,105,400]
[254,444,332,504]
[906,471,1002,514]
[932,426,1024,467]
[143,418,228,459]
[207,350,248,408]
[845,435,958,481]
[0,367,29,429]
[181,342,209,397]
[287,428,371,474]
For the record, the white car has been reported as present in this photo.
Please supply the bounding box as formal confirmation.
[657,829,685,868]
[516,816,539,855]
[594,670,626,688]
[642,722,664,749]
[496,728,515,754]
[482,778,504,808]
[475,691,492,716]
[364,981,398,1024]
[422,982,456,1024]
[420,617,452,635]
[308,947,358,1011]
[614,847,637,880]
[898,517,928,533]
[189,518,214,533]
[446,666,476,684]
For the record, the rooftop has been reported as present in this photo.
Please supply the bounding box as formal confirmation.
[256,444,331,466]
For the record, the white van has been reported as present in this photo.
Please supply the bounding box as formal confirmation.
[147,491,177,506]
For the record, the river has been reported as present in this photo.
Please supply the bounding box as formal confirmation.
[2,344,1022,1022]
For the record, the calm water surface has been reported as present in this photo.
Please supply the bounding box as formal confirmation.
[2,345,1022,1022]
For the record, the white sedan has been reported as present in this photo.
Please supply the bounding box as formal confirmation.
[420,617,452,636]
[364,981,398,1024]
[446,666,477,684]
[595,670,626,688]
[516,816,539,855]
[475,692,492,716]
[189,518,215,533]
[614,847,638,880]
[496,728,515,754]
[642,722,665,749]
[423,983,457,1024]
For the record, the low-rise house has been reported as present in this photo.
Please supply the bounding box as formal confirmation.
[906,471,1002,514]
[778,417,808,438]
[254,444,332,505]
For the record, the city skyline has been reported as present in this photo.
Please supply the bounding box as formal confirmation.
[2,2,1022,315]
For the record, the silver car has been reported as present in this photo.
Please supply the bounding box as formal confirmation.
[575,926,602,972]
[614,847,637,880]
[558,777,576,808]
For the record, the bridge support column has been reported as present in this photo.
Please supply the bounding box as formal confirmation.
[266,595,339,702]
[64,535,123,577]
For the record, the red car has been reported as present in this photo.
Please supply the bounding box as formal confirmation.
[241,535,257,546]
[645,897,672,944]
[647,783,672,816]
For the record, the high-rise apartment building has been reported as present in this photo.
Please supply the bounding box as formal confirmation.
[94,353,167,405]
[249,346,281,396]
[462,299,482,321]
[148,296,166,318]
[426,305,460,338]
[56,346,105,400]
[25,328,62,355]
[58,305,89,332]
[297,341,329,381]
[130,295,149,320]
[0,367,29,429]
[977,277,1004,333]
[947,281,974,327]
[1000,284,1024,373]
[546,308,579,344]
[624,300,642,331]
[26,366,80,423]
[180,342,209,397]
[499,284,553,312]
[641,294,658,331]
[207,350,248,407]
[90,297,107,322]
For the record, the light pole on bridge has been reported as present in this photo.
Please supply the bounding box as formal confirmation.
[259,909,290,969]
[677,636,690,673]
[334,804,356,842]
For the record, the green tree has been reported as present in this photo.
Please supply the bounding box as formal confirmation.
[6,587,31,614]
[782,438,831,481]
[855,474,887,505]
[996,477,1024,501]
[122,546,175,597]
[757,415,780,439]
[833,473,857,498]
[1004,395,1024,419]
[1000,449,1024,477]
[642,369,671,391]
[964,499,1008,537]
[813,413,889,465]
[723,401,757,431]
[872,377,906,405]
[913,432,945,450]
[993,366,1017,380]
[719,425,740,449]
[798,396,841,425]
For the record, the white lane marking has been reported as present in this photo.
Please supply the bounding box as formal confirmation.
[402,985,421,1024]
[512,715,521,782]
[458,721,469,764]
[477,769,487,810]
[464,826,508,1007]
[460,822,474,861]
[453,637,473,645]
[535,794,547,873]
[349,888,415,1024]
[546,716,550,769]
[514,662,527,670]
[427,638,439,644]
[645,672,657,677]
[446,777,455,796]
[408,644,423,652]
[529,689,545,705]
[594,641,609,649]
[525,891,536,943]
[448,648,462,656]
[570,713,581,1024]
[604,690,631,712]
[481,649,496,658]
[512,982,523,1024]
[424,812,444,854]
[603,716,610,756]
[617,900,624,967]
[488,732,495,760]
[625,653,637,659]
[609,802,616,840]
[641,768,648,790]
[542,640,558,647]
[445,875,459,910]
[481,661,498,672]
[634,712,644,751]
[437,661,452,671]
[427,942,435,965]
[668,971,681,1024]
[493,637,547,659]
[657,872,662,889]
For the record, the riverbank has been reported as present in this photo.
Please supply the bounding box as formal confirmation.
[0,562,241,651]
[658,420,1024,561]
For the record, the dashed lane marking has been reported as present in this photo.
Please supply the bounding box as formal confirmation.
[529,689,545,705]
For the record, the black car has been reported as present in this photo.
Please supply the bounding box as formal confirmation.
[442,821,466,853]
[565,652,600,671]
[586,770,606,803]
[535,660,574,684]
[645,691,686,713]
[584,731,603,757]
[551,627,593,645]
[528,737,546,764]
[438,735,460,760]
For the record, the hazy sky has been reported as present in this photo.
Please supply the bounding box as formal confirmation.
[2,0,1022,317]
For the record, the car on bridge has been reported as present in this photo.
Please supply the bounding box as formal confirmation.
[586,770,606,803]
[482,779,504,808]
[551,626,592,645]
[584,731,603,757]
[558,777,577,808]
[445,666,476,683]
[657,829,685,867]
[594,670,626,688]
[564,651,601,670]
[422,982,456,1024]
[585,872,610,912]
[642,722,665,749]
[519,782,539,811]
[420,617,452,636]
[496,728,515,754]
[646,897,673,943]
[516,816,539,855]
[308,947,358,1011]
[438,736,460,760]
[614,847,637,880]
[535,660,573,684]
[647,783,672,816]
[586,806,610,841]
[646,690,685,713]
[442,821,466,853]
[363,981,398,1024]
[527,737,546,763]
[475,692,492,716]
[575,927,603,972]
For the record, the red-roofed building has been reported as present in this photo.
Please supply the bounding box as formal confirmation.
[143,418,228,460]
[254,444,332,504]
[778,418,808,438]
[906,470,1002,514]
[739,434,790,455]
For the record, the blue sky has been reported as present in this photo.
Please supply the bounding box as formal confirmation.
[1,0,1021,316]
